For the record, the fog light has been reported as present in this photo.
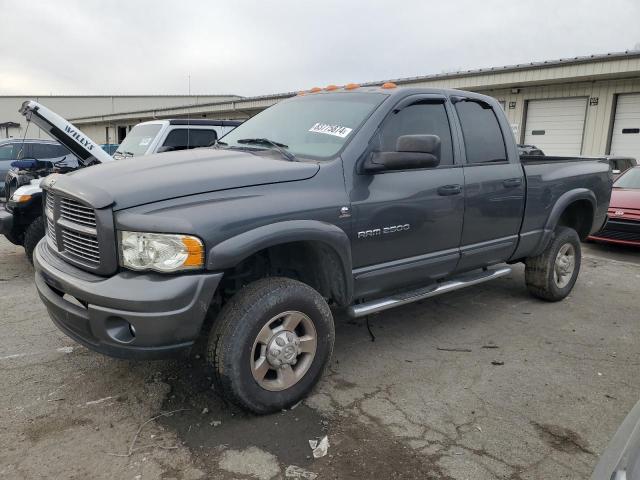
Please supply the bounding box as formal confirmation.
[105,317,136,344]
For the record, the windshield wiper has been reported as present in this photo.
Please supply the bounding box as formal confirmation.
[236,138,297,162]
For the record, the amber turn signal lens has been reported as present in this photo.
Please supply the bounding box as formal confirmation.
[181,236,205,267]
[15,194,32,203]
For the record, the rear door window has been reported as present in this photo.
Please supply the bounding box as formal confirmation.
[162,128,218,151]
[455,100,507,164]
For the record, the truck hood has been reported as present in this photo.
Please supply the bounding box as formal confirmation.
[610,188,640,210]
[44,148,320,210]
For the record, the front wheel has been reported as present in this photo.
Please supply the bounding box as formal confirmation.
[207,277,335,414]
[24,216,45,265]
[525,226,581,302]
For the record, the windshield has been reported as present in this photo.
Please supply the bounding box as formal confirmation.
[116,124,162,156]
[614,167,640,189]
[220,93,386,159]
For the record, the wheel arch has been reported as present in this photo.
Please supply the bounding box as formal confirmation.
[208,220,353,306]
[533,188,596,256]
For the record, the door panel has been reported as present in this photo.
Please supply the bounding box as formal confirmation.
[458,163,525,270]
[349,97,466,298]
[351,167,465,297]
[453,98,525,272]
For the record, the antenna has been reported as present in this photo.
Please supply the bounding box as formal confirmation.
[187,74,191,150]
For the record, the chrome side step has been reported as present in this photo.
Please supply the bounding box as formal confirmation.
[347,266,512,318]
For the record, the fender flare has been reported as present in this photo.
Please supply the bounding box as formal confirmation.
[534,188,596,256]
[207,220,353,303]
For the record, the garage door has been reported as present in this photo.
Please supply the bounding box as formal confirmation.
[523,98,588,156]
[610,93,640,161]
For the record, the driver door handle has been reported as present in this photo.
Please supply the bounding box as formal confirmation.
[503,178,523,188]
[437,184,462,196]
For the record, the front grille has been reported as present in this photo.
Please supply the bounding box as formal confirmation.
[61,228,100,264]
[60,197,96,228]
[46,192,55,213]
[593,228,640,242]
[593,218,640,242]
[46,191,102,268]
[46,216,58,249]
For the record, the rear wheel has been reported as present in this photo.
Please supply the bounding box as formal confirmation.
[525,226,581,301]
[24,216,45,265]
[208,277,334,414]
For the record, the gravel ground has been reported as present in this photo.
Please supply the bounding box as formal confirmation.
[0,235,638,479]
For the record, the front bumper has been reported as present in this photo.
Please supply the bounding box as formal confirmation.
[0,207,13,236]
[588,217,640,247]
[34,240,223,359]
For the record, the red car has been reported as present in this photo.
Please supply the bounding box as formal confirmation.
[589,166,640,246]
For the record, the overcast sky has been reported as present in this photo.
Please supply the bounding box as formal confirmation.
[1,0,638,97]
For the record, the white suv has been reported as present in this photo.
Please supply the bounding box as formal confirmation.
[113,119,241,160]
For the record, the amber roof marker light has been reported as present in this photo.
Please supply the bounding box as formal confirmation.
[345,83,360,90]
[309,87,322,93]
[324,84,339,91]
[381,82,397,89]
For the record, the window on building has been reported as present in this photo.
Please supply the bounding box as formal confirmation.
[376,101,454,166]
[455,100,507,164]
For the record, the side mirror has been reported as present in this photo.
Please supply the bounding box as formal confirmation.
[363,134,441,172]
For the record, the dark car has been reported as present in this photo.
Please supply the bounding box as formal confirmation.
[589,166,640,246]
[518,144,545,156]
[608,156,637,179]
[33,86,612,414]
[0,138,78,200]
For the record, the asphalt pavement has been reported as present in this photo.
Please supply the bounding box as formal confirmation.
[1,236,638,479]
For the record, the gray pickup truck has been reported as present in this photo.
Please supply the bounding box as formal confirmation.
[33,86,612,413]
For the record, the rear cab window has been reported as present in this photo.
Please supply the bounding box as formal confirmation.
[454,100,507,164]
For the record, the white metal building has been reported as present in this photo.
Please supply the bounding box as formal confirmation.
[3,51,640,160]
[0,94,241,142]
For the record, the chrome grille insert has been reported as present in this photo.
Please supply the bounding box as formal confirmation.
[46,191,101,266]
[61,228,100,264]
[60,197,96,228]
[46,216,58,249]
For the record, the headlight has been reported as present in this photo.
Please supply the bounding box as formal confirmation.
[11,193,32,203]
[119,231,204,272]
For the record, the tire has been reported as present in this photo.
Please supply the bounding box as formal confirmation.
[208,277,335,414]
[3,229,24,246]
[525,226,581,302]
[23,216,45,265]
